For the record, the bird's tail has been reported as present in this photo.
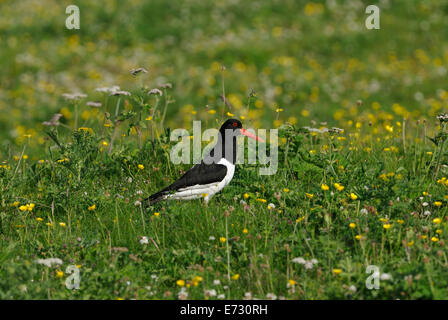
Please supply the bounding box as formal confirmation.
[144,190,167,206]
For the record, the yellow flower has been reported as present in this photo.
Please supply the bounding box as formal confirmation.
[226,112,234,117]
[36,217,43,222]
[334,183,344,191]
[243,228,248,234]
[207,110,216,115]
[349,193,358,200]
[349,223,356,229]
[433,218,442,224]
[19,205,28,212]
[379,218,388,223]
[305,193,314,199]
[321,184,329,191]
[275,108,284,113]
[145,116,153,121]
[193,276,203,283]
[154,212,160,217]
[431,237,439,242]
[46,222,54,227]
[138,164,144,170]
[407,240,414,247]
[436,229,442,234]
[219,237,226,243]
[332,269,342,275]
[201,193,208,198]
[59,222,66,227]
[176,280,185,287]
[256,198,267,203]
[56,270,64,278]
[355,234,363,240]
[88,204,96,211]
[283,188,290,193]
[421,235,428,240]
[243,193,249,199]
[12,201,20,207]
[296,217,305,223]
[383,224,391,230]
[434,201,442,207]
[397,219,404,224]
[101,141,108,147]
[288,279,297,286]
[231,274,240,280]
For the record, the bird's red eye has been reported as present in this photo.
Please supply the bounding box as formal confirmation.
[233,122,237,127]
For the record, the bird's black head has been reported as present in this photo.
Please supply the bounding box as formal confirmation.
[219,119,243,134]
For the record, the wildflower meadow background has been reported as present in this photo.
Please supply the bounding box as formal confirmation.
[1,0,448,299]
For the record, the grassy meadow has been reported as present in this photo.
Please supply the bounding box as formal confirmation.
[1,0,448,299]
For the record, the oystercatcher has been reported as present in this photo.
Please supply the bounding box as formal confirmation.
[145,119,262,205]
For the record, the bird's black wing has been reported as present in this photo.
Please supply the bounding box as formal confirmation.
[145,162,227,204]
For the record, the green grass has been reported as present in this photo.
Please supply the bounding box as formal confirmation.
[1,0,448,299]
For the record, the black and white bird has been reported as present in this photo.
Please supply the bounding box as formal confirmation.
[145,119,262,205]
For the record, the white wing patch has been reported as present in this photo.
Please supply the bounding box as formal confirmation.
[164,159,235,203]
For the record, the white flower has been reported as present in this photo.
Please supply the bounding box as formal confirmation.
[209,236,215,241]
[134,201,142,207]
[348,285,357,293]
[360,208,368,215]
[110,90,131,96]
[86,101,102,108]
[292,257,306,264]
[213,279,221,286]
[42,113,63,127]
[35,258,63,267]
[95,85,120,93]
[304,261,314,270]
[244,292,252,300]
[205,289,217,297]
[151,274,158,280]
[310,258,318,264]
[217,294,225,299]
[159,83,172,89]
[424,210,431,216]
[130,67,148,77]
[62,93,87,100]
[380,273,392,281]
[422,202,429,207]
[178,287,188,300]
[267,203,276,210]
[266,293,277,300]
[140,236,149,245]
[148,88,163,96]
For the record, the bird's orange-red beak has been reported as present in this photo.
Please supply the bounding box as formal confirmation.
[240,128,264,142]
